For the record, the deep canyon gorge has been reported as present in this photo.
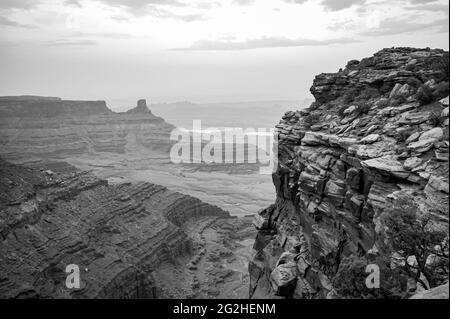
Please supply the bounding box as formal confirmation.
[0,47,449,299]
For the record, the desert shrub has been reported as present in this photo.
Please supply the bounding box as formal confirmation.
[382,197,449,289]
[337,104,349,117]
[406,77,422,89]
[336,101,371,118]
[416,84,434,105]
[428,109,445,127]
[333,255,408,299]
[357,88,379,101]
[426,54,449,82]
[405,62,416,72]
[396,129,413,143]
[342,88,360,104]
[355,101,372,115]
[376,98,390,109]
[432,81,449,100]
[309,101,320,111]
[390,95,407,107]
[304,113,321,126]
[325,101,336,110]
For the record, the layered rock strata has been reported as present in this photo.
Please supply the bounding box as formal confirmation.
[0,97,173,159]
[0,158,251,298]
[249,48,449,299]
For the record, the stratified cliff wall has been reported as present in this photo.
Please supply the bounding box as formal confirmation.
[0,98,173,159]
[0,158,240,299]
[249,48,449,299]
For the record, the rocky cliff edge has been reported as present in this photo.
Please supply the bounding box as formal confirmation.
[249,47,449,299]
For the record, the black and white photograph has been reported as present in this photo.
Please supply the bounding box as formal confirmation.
[0,0,448,309]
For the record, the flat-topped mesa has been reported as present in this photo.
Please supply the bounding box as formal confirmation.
[0,97,174,159]
[126,99,153,114]
[249,47,449,299]
[0,96,111,117]
[0,96,62,102]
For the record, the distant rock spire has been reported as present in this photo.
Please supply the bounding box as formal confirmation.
[127,99,152,114]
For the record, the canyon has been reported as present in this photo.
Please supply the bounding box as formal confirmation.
[0,96,261,298]
[0,158,254,298]
[0,97,275,217]
[0,47,449,299]
[249,47,449,299]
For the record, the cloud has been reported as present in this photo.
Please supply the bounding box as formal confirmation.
[0,16,35,28]
[92,0,187,10]
[282,0,309,4]
[143,6,205,21]
[195,1,221,9]
[320,0,367,11]
[64,0,83,7]
[0,0,37,10]
[409,0,439,3]
[44,39,98,46]
[360,16,449,36]
[405,3,449,15]
[173,36,359,51]
[70,31,133,39]
[233,0,255,5]
[76,0,207,20]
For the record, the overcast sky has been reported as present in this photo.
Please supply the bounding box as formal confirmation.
[0,0,448,105]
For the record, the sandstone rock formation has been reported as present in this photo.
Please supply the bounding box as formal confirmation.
[0,158,253,298]
[249,48,449,299]
[0,97,173,160]
[410,283,449,299]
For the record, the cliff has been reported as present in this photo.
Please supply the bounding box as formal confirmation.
[249,48,449,299]
[0,98,173,159]
[0,158,253,298]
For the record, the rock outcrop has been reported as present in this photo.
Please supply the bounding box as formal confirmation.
[410,283,449,299]
[0,97,173,159]
[249,48,449,299]
[0,158,252,298]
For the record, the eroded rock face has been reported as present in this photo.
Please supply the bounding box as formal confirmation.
[0,97,173,159]
[0,158,252,299]
[249,48,449,299]
[410,283,449,299]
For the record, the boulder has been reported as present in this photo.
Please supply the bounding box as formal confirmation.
[419,127,443,142]
[435,148,449,161]
[253,214,269,230]
[424,175,449,215]
[389,83,413,99]
[324,179,346,206]
[301,132,324,146]
[410,283,449,299]
[270,262,298,296]
[403,157,422,170]
[360,134,380,144]
[362,156,410,179]
[405,132,421,144]
[407,139,436,153]
[343,105,358,115]
[399,112,431,125]
[439,96,449,108]
[298,171,327,195]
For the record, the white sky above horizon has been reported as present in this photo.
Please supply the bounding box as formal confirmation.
[0,0,448,105]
